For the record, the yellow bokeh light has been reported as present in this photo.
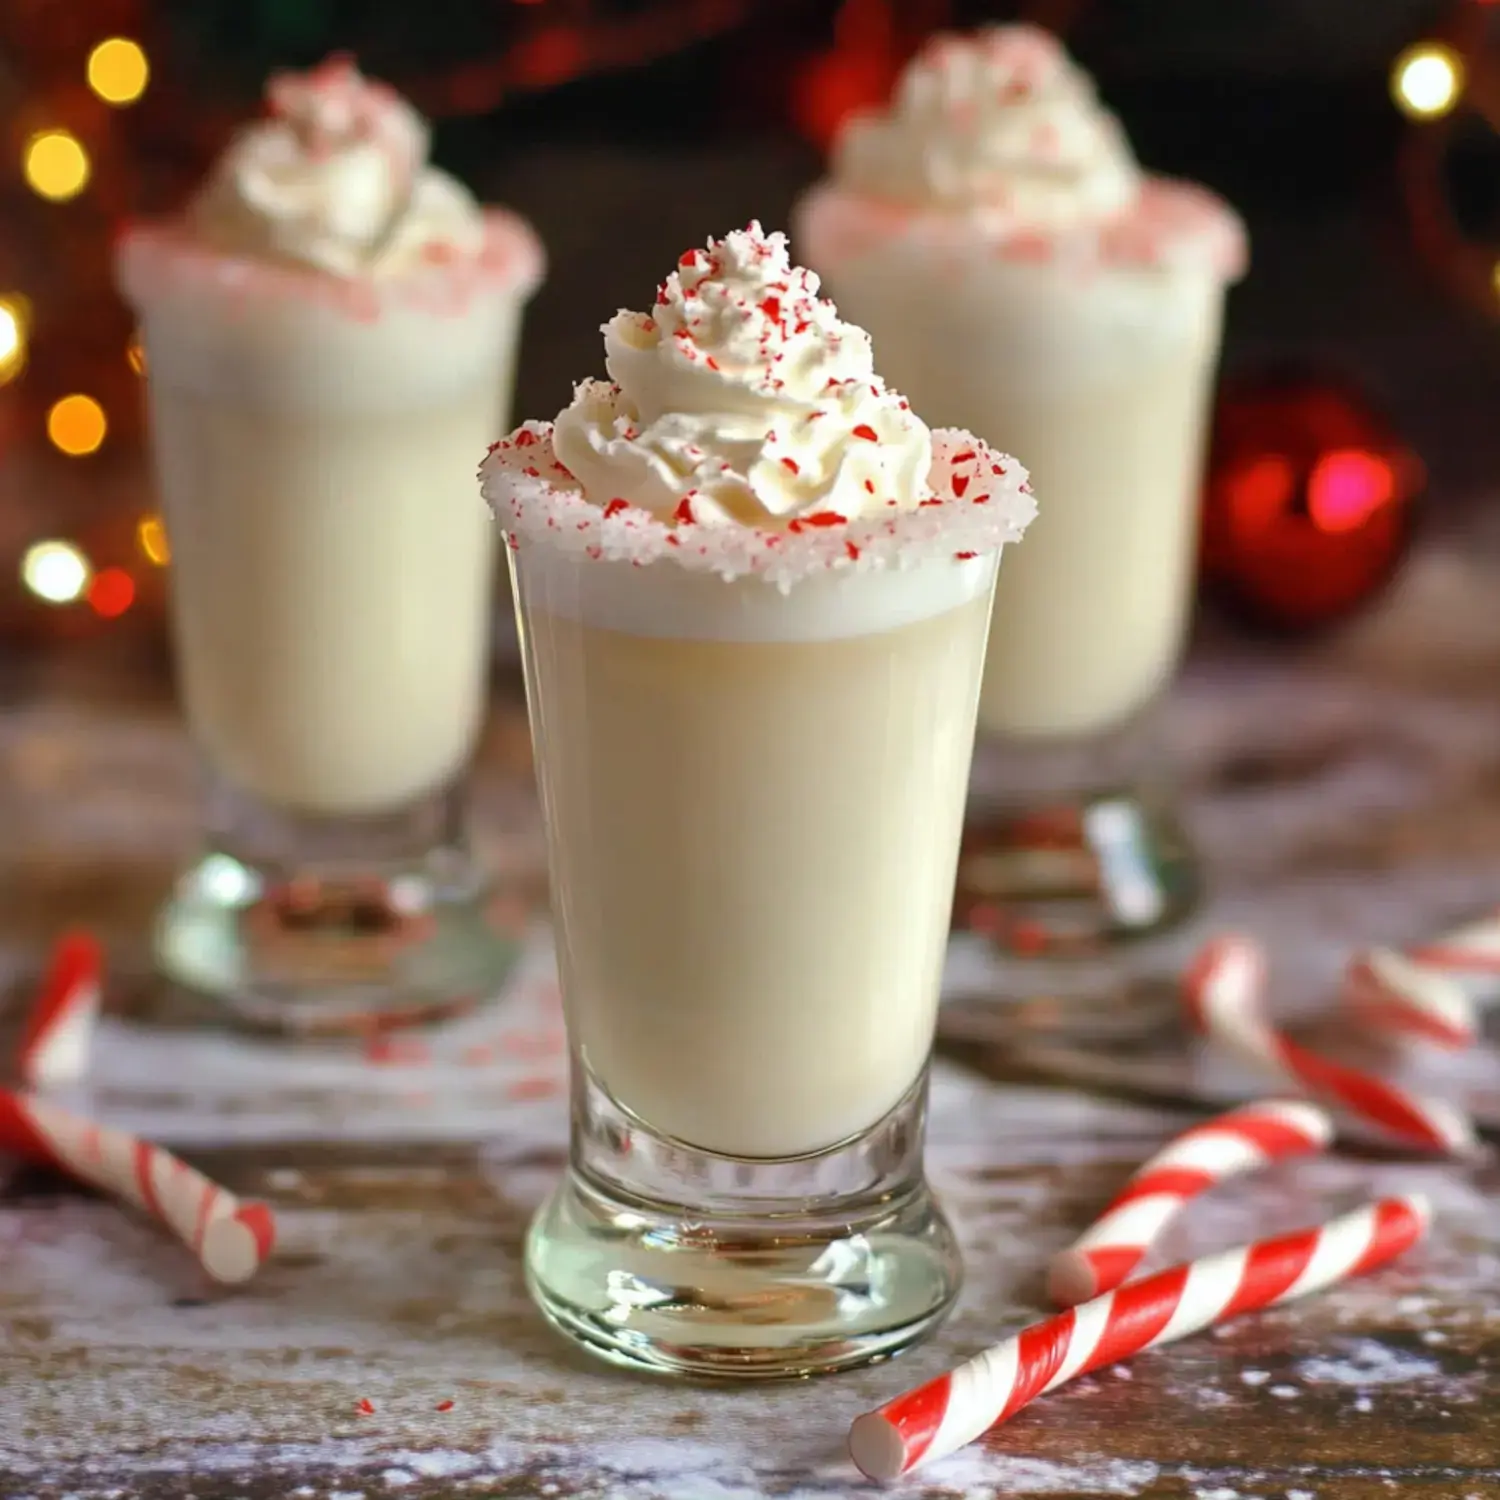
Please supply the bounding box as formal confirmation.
[87,38,149,105]
[22,540,91,604]
[24,130,91,201]
[137,514,171,565]
[1392,43,1465,120]
[47,394,107,456]
[0,295,28,384]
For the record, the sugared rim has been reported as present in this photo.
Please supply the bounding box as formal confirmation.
[796,174,1247,283]
[479,422,1035,588]
[115,205,545,321]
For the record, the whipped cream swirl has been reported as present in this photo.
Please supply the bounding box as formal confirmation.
[833,25,1140,228]
[190,56,485,278]
[552,223,932,527]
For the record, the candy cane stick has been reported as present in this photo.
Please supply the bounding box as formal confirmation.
[1341,948,1475,1051]
[1406,910,1500,975]
[1047,1099,1334,1307]
[0,1090,275,1284]
[850,1195,1428,1482]
[1183,936,1474,1155]
[16,931,104,1087]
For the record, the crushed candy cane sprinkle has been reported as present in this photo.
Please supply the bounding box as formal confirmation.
[479,222,1034,585]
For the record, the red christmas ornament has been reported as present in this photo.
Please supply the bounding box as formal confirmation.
[1200,367,1423,633]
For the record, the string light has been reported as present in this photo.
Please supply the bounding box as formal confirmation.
[21,541,90,604]
[87,567,136,617]
[1391,42,1465,119]
[137,515,171,565]
[47,395,107,456]
[86,38,149,105]
[0,295,28,384]
[23,129,91,201]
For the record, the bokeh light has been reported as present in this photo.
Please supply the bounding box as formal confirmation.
[1392,43,1465,120]
[137,514,171,565]
[88,567,136,617]
[126,333,146,374]
[23,130,91,201]
[87,38,149,105]
[22,541,91,604]
[0,295,28,384]
[47,394,107,456]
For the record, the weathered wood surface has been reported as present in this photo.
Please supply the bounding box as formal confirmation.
[4,548,1500,1500]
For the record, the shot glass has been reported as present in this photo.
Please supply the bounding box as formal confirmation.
[490,435,1030,1377]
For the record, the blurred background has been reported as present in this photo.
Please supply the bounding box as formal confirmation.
[1,0,1498,650]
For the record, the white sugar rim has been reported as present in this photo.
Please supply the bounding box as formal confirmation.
[479,422,1035,588]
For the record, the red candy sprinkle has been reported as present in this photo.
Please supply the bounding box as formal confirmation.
[760,295,782,323]
[864,479,875,493]
[800,511,847,527]
[673,498,696,525]
[515,429,537,448]
[435,1400,455,1413]
[780,457,800,475]
[603,499,629,518]
[357,1398,376,1415]
[846,540,861,560]
[952,474,970,498]
[852,424,879,442]
[952,450,976,463]
[955,550,978,560]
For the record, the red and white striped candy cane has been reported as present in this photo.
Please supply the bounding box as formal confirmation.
[1406,910,1500,975]
[1182,936,1474,1155]
[0,1090,276,1284]
[16,931,104,1088]
[1341,947,1475,1051]
[850,1194,1429,1482]
[1047,1098,1334,1307]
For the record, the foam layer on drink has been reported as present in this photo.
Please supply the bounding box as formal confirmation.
[517,541,996,644]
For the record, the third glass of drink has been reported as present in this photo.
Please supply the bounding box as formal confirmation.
[116,59,544,1030]
[482,224,1034,1376]
[798,26,1247,957]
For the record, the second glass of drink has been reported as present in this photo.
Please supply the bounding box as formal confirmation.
[797,26,1247,956]
[117,60,545,1030]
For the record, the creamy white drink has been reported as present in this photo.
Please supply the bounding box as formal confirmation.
[796,26,1245,742]
[118,58,544,815]
[483,225,1034,1160]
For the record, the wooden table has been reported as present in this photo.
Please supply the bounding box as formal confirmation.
[3,547,1500,1500]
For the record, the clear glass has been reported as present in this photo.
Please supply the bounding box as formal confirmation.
[815,251,1226,952]
[511,546,999,1377]
[128,267,528,1032]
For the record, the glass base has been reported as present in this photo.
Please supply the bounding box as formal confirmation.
[154,776,521,1034]
[964,705,1200,956]
[525,1066,961,1379]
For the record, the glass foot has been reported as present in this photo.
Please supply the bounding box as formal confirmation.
[956,788,1200,957]
[524,1067,962,1379]
[154,779,521,1034]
